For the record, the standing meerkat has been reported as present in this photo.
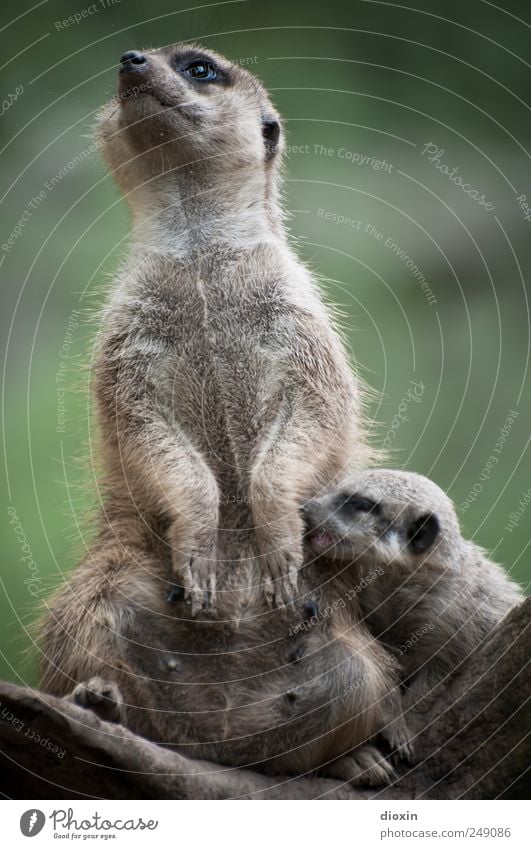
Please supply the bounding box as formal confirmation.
[303,469,524,713]
[38,44,409,789]
[92,42,372,614]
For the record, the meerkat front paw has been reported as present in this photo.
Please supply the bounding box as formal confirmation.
[177,549,218,616]
[69,677,124,724]
[262,547,300,608]
[326,745,396,787]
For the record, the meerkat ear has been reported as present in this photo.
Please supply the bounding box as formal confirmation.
[408,513,440,554]
[262,117,281,160]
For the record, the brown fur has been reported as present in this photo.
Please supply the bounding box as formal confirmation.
[37,44,400,788]
[38,509,409,784]
[304,469,524,724]
[92,42,374,613]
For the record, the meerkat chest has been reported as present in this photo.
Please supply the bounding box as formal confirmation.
[131,248,308,360]
[120,253,309,454]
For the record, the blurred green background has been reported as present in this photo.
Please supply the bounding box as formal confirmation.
[1,0,530,686]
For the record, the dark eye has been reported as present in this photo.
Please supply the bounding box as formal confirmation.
[184,60,218,81]
[343,494,378,513]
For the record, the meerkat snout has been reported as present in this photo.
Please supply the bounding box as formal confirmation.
[120,51,148,72]
[303,491,382,561]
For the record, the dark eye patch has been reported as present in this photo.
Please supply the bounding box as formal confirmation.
[341,493,379,514]
[173,51,229,85]
[184,60,218,81]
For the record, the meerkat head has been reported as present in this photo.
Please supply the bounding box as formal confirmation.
[97,43,283,199]
[303,470,461,569]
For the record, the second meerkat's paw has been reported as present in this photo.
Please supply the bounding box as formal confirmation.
[69,677,125,724]
[326,745,396,787]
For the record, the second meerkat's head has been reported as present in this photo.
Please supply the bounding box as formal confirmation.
[303,470,462,570]
[98,43,284,197]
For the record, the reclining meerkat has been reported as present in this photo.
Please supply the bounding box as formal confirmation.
[91,42,373,613]
[42,510,411,787]
[303,469,524,714]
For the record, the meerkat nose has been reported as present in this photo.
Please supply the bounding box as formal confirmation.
[120,51,148,72]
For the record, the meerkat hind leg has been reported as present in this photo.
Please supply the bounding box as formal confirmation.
[68,676,125,724]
